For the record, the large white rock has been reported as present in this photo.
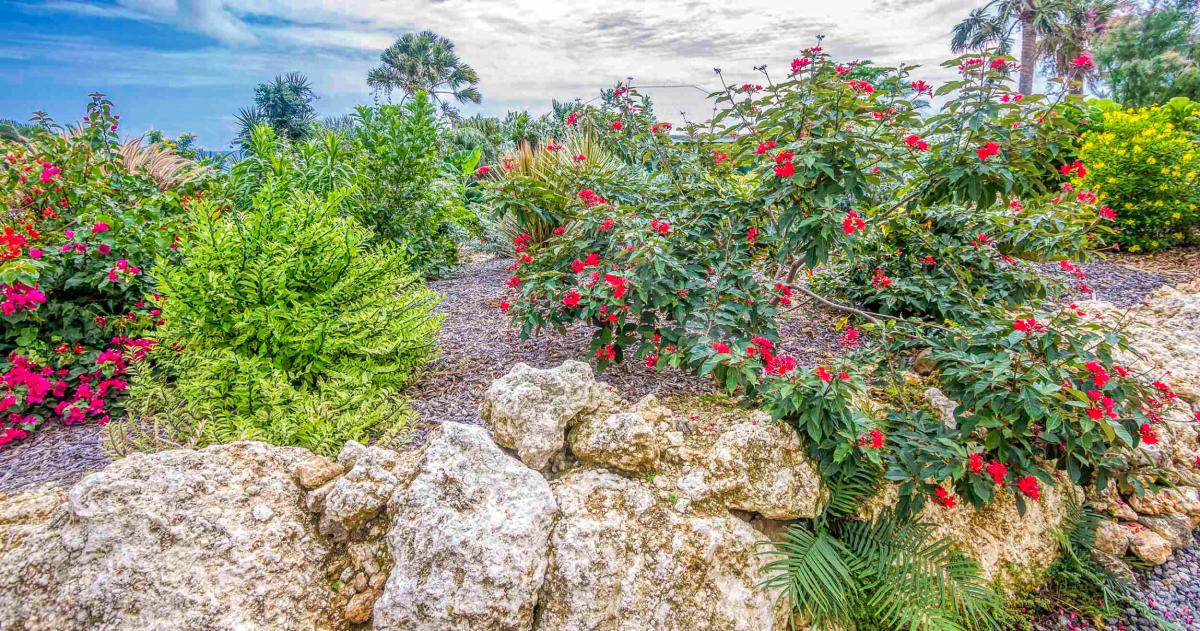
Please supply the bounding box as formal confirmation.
[536,469,788,631]
[374,422,558,631]
[480,361,615,470]
[0,442,336,631]
[309,441,420,541]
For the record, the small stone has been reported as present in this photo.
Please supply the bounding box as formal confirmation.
[292,455,344,490]
[251,504,273,522]
[339,567,354,583]
[344,591,379,624]
[369,571,386,589]
[1130,530,1173,565]
[665,431,684,448]
[913,348,937,375]
[352,572,369,592]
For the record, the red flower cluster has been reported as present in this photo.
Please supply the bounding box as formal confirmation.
[562,291,581,308]
[1060,160,1087,179]
[976,142,1001,161]
[754,140,777,155]
[1070,54,1094,69]
[566,112,579,125]
[513,233,532,252]
[933,487,957,508]
[604,273,628,299]
[846,80,874,94]
[1016,476,1040,501]
[856,428,884,449]
[572,153,587,162]
[1098,205,1116,221]
[649,219,671,234]
[773,151,796,178]
[610,121,624,132]
[474,165,491,176]
[649,122,672,133]
[1013,318,1047,333]
[871,268,892,288]
[904,134,929,151]
[577,189,607,207]
[970,233,993,247]
[774,282,793,306]
[1139,422,1159,445]
[570,252,601,273]
[842,210,866,235]
[790,57,811,73]
[910,80,931,95]
[839,327,860,348]
[746,226,759,243]
[985,460,1008,485]
[712,342,731,354]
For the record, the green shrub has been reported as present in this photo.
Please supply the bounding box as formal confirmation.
[1075,99,1200,252]
[115,181,441,456]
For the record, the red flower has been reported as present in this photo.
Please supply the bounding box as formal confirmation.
[846,80,874,94]
[567,111,579,125]
[553,226,565,235]
[985,461,1007,485]
[1070,54,1094,69]
[1016,476,1040,501]
[712,342,731,354]
[596,345,616,360]
[934,487,957,508]
[791,57,811,73]
[1013,318,1046,333]
[1098,206,1116,221]
[646,354,659,369]
[968,453,984,473]
[499,300,511,311]
[754,140,777,155]
[562,291,581,307]
[773,160,795,178]
[746,226,759,243]
[475,165,491,175]
[871,268,892,288]
[572,153,587,162]
[976,142,1001,161]
[816,365,832,382]
[842,210,866,235]
[1139,423,1159,445]
[910,80,931,94]
[839,328,860,348]
[611,120,623,131]
[584,252,601,267]
[600,218,613,231]
[904,134,930,151]
[505,276,521,288]
[869,428,884,448]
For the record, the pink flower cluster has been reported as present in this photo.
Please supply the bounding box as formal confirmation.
[0,282,47,315]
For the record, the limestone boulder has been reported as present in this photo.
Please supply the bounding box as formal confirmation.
[374,422,558,631]
[675,413,822,520]
[1093,520,1135,557]
[569,410,660,473]
[480,361,616,470]
[310,440,421,542]
[536,469,788,631]
[0,442,336,631]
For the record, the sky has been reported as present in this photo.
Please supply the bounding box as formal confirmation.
[0,0,982,149]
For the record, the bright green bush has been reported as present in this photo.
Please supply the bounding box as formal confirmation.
[118,181,442,456]
[1075,99,1200,252]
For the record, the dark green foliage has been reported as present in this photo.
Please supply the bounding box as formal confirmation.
[1096,1,1200,107]
[762,510,1008,630]
[367,31,481,118]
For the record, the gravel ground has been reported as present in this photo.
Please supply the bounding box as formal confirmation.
[1035,528,1200,631]
[0,421,107,493]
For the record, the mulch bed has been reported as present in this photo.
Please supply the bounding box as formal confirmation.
[0,249,1192,495]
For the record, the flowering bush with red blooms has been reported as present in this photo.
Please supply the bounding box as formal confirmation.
[0,94,191,447]
[490,45,1179,513]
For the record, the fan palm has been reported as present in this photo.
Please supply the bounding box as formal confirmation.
[951,0,1065,95]
[367,31,481,117]
[234,72,318,146]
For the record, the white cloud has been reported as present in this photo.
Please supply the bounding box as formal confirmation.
[15,0,981,131]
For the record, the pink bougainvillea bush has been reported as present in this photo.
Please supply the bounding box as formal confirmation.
[0,94,195,448]
[486,47,1184,517]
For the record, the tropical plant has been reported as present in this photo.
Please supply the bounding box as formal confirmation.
[367,31,481,118]
[1095,0,1200,106]
[951,0,1059,94]
[118,139,207,191]
[114,178,442,456]
[1036,0,1120,93]
[235,72,319,146]
[1073,99,1200,251]
[494,45,1181,523]
[762,481,1007,631]
[0,94,191,449]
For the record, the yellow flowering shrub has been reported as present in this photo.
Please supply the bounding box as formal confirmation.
[1076,104,1199,251]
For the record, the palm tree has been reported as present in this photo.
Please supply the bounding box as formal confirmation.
[952,0,1063,95]
[234,72,318,147]
[367,31,482,117]
[1038,0,1119,93]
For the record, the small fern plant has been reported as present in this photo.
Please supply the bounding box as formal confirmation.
[112,179,442,456]
[760,473,1008,631]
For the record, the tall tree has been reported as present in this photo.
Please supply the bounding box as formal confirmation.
[1037,0,1119,93]
[1095,0,1200,105]
[952,0,1062,94]
[367,31,481,118]
[235,72,318,147]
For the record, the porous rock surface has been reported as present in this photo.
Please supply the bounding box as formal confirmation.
[479,360,617,470]
[374,422,557,631]
[0,441,336,631]
[535,469,787,631]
